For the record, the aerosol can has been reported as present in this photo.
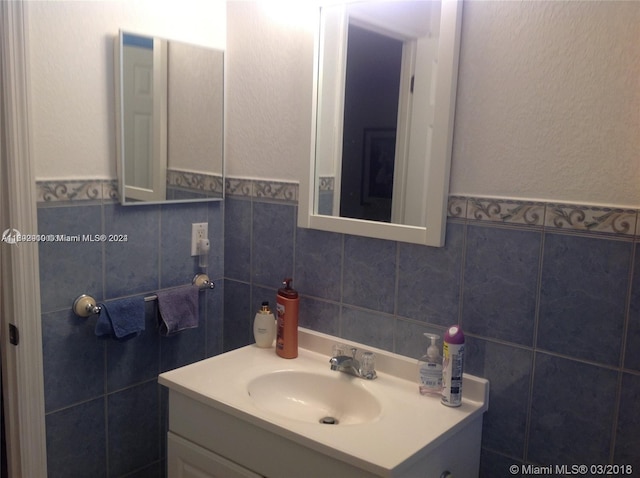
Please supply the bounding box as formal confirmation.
[441,325,465,407]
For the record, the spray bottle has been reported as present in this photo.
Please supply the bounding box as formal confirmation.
[441,325,465,407]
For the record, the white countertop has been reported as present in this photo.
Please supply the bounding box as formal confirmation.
[159,328,489,476]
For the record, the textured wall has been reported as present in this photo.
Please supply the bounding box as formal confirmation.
[27,0,226,180]
[225,1,314,182]
[168,42,224,174]
[29,1,640,207]
[227,0,640,207]
[450,0,640,206]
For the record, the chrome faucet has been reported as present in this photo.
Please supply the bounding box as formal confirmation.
[329,347,377,380]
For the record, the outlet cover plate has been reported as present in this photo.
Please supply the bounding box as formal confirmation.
[191,223,208,256]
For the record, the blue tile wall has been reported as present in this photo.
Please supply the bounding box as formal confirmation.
[464,337,532,459]
[37,181,640,476]
[38,199,223,478]
[107,381,160,477]
[45,398,106,478]
[295,227,342,301]
[625,244,640,371]
[252,201,295,286]
[538,233,631,366]
[616,373,640,464]
[397,223,463,326]
[224,190,640,475]
[462,225,540,346]
[223,197,251,282]
[104,205,160,297]
[528,353,617,465]
[343,235,397,314]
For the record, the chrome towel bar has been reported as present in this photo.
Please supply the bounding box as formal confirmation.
[72,273,215,317]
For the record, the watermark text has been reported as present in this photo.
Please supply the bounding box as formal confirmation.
[509,463,634,476]
[2,228,128,245]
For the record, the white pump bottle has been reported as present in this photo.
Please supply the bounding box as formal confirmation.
[253,301,276,348]
[417,333,443,396]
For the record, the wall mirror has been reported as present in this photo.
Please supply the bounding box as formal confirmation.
[114,30,224,204]
[299,0,463,246]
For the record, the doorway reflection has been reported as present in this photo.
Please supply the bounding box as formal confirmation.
[340,24,403,223]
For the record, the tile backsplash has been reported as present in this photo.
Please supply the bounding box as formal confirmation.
[37,192,223,477]
[37,178,640,476]
[222,178,640,475]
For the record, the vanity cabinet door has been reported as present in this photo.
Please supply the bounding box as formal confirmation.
[168,432,264,478]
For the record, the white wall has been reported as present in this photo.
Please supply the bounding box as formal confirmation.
[450,0,640,207]
[28,0,226,180]
[225,1,315,183]
[29,0,640,208]
[227,0,640,208]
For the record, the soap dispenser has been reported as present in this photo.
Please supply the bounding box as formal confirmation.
[417,333,443,396]
[253,301,276,348]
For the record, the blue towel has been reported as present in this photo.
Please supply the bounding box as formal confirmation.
[95,296,145,340]
[157,285,199,336]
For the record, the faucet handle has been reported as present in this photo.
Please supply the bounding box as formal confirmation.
[360,351,376,379]
[350,347,358,358]
[332,343,348,357]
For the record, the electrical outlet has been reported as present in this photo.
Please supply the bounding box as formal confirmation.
[191,223,208,256]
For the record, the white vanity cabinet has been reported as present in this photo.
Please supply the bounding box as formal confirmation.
[160,329,489,478]
[166,390,380,478]
[168,432,262,478]
[166,389,483,478]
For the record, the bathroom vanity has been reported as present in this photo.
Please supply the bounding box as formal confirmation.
[159,329,489,478]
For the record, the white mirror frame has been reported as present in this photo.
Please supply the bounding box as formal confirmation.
[299,0,463,246]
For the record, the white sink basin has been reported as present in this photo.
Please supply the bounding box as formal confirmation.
[159,328,489,477]
[247,370,382,425]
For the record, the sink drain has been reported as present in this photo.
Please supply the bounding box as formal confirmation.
[319,416,339,425]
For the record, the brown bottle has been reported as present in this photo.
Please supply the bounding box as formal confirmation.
[276,278,299,358]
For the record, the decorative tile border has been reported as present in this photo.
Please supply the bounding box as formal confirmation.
[544,203,637,235]
[36,179,117,204]
[253,180,298,202]
[37,171,223,205]
[35,178,640,238]
[318,176,334,192]
[225,177,298,203]
[449,196,639,238]
[167,170,224,196]
[464,197,546,226]
[224,177,253,197]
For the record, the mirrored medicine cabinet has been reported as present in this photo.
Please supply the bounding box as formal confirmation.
[299,0,463,246]
[114,30,224,205]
